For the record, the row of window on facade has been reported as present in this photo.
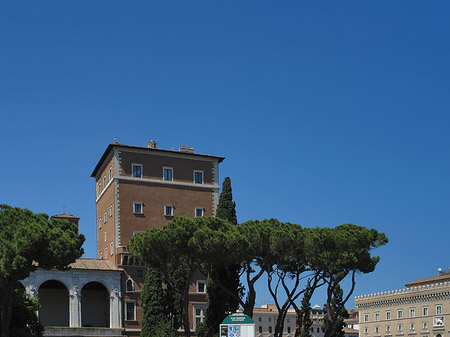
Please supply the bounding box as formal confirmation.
[133,202,205,217]
[364,305,443,322]
[98,204,114,229]
[132,164,204,184]
[97,166,113,197]
[364,321,435,335]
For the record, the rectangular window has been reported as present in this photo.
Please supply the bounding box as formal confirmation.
[163,167,173,181]
[197,281,206,293]
[164,205,173,216]
[409,307,415,318]
[269,326,272,333]
[98,183,101,195]
[133,202,143,214]
[364,313,369,322]
[423,322,428,330]
[194,306,205,328]
[125,302,136,320]
[422,306,428,316]
[364,327,368,334]
[259,326,262,333]
[110,205,113,217]
[137,269,143,277]
[436,304,442,315]
[375,312,380,321]
[268,317,272,322]
[258,317,262,322]
[104,247,107,258]
[287,327,291,333]
[104,212,107,223]
[109,167,112,180]
[104,232,107,242]
[287,318,290,323]
[103,175,106,188]
[317,327,320,333]
[110,241,113,255]
[386,310,391,320]
[398,324,402,332]
[98,218,102,229]
[410,323,415,331]
[397,309,403,318]
[195,208,204,217]
[375,326,379,333]
[194,170,203,184]
[386,325,390,333]
[132,164,142,178]
[99,251,103,259]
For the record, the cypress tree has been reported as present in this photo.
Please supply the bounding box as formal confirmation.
[204,177,241,335]
[140,267,178,337]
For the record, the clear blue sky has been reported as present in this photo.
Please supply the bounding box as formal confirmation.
[1,1,449,308]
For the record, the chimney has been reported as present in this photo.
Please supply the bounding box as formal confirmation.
[148,140,157,149]
[179,145,187,153]
[187,146,194,153]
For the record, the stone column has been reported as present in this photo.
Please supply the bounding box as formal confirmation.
[110,288,122,328]
[69,285,82,327]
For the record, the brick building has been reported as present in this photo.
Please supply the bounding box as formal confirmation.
[90,140,224,335]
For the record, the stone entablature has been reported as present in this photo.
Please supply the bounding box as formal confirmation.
[355,282,450,310]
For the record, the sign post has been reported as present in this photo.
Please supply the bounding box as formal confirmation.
[220,313,255,337]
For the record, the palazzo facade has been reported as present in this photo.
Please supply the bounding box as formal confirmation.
[356,274,450,337]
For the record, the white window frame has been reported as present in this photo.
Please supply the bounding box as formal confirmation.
[397,309,403,318]
[197,281,206,293]
[398,324,402,332]
[422,306,428,316]
[98,182,101,196]
[193,304,206,329]
[423,322,428,330]
[109,167,112,180]
[409,307,415,318]
[104,232,107,242]
[375,312,380,321]
[98,217,102,229]
[126,278,134,292]
[364,327,368,334]
[194,170,203,184]
[386,325,391,333]
[195,207,204,217]
[132,164,143,178]
[375,326,379,333]
[103,175,106,188]
[163,167,173,181]
[133,202,143,214]
[110,204,113,217]
[110,241,113,255]
[99,251,103,259]
[436,304,442,315]
[104,211,107,223]
[364,313,369,322]
[164,205,174,216]
[410,323,415,331]
[125,301,136,321]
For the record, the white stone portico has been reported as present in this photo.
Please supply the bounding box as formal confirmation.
[21,259,123,336]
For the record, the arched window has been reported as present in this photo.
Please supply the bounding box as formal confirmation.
[126,279,134,292]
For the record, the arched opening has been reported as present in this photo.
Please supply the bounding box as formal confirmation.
[126,278,134,292]
[38,280,69,327]
[81,282,109,327]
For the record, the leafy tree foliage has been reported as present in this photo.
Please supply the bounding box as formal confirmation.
[306,224,388,337]
[0,205,85,337]
[204,177,241,336]
[128,216,239,337]
[141,266,179,337]
[323,284,349,337]
[215,177,237,225]
[9,285,43,337]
